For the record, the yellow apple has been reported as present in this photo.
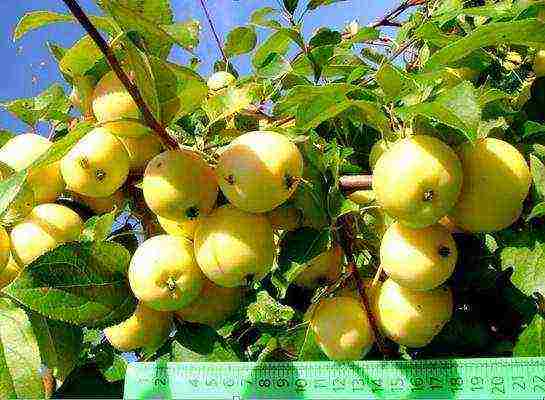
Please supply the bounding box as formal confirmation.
[104,303,172,352]
[194,205,275,287]
[118,134,163,171]
[380,222,457,290]
[449,138,531,232]
[376,278,453,348]
[0,133,65,204]
[294,245,343,289]
[174,278,242,327]
[216,131,304,213]
[92,71,140,123]
[265,203,302,231]
[157,215,197,241]
[373,135,463,228]
[307,296,374,360]
[61,127,130,197]
[128,235,205,311]
[10,204,83,266]
[142,149,218,222]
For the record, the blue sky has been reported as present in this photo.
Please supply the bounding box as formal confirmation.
[0,0,394,134]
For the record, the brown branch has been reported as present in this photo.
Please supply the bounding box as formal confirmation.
[339,175,373,193]
[61,0,178,149]
[337,214,391,358]
[198,0,228,64]
[369,0,426,28]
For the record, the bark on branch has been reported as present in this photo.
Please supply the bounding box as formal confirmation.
[61,0,178,149]
[339,175,373,192]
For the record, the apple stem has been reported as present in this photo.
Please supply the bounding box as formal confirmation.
[61,0,178,150]
[339,175,373,193]
[337,214,392,358]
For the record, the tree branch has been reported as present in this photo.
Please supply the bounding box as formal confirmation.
[61,0,178,149]
[337,214,391,358]
[198,0,229,65]
[369,0,426,28]
[339,175,373,193]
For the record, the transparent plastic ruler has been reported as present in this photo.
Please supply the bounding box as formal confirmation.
[124,357,545,399]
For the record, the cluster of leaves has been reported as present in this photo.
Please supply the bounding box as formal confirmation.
[0,0,545,397]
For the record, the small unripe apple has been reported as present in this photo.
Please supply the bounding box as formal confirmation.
[207,71,236,91]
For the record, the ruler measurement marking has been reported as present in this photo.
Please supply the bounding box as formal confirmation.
[124,358,545,399]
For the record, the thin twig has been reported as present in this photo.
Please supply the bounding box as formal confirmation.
[337,214,390,358]
[61,0,178,149]
[370,0,426,28]
[197,0,228,64]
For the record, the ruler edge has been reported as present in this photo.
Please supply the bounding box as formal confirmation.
[123,357,545,399]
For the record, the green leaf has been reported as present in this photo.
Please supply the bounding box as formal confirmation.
[528,202,545,221]
[530,154,545,202]
[514,314,545,356]
[81,211,117,242]
[5,242,136,328]
[284,0,299,14]
[497,228,545,298]
[256,53,292,79]
[98,354,127,382]
[275,84,354,130]
[351,27,380,43]
[160,20,201,52]
[376,63,418,102]
[253,30,293,68]
[122,36,161,121]
[278,227,330,266]
[150,57,208,125]
[13,11,116,41]
[524,121,545,140]
[348,100,392,136]
[247,291,295,326]
[0,171,27,218]
[398,81,481,141]
[225,26,257,58]
[425,19,545,71]
[99,0,189,58]
[172,321,240,362]
[0,131,14,148]
[60,36,105,79]
[202,84,258,125]
[0,297,45,398]
[328,189,360,219]
[1,84,71,127]
[29,121,93,171]
[306,0,347,11]
[309,28,341,48]
[28,312,83,384]
[249,7,281,29]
